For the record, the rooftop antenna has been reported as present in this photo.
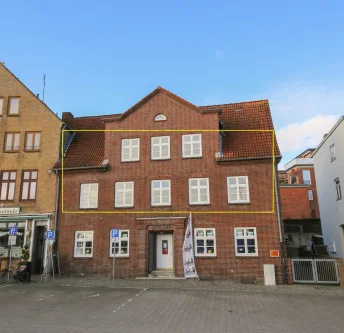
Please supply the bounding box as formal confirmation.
[42,73,46,101]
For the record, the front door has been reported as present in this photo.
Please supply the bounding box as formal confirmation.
[156,234,173,269]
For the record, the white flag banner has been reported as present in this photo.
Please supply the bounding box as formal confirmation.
[183,213,198,279]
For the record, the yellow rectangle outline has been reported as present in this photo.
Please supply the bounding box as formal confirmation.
[62,129,275,214]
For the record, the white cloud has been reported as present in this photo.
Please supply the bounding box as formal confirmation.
[276,114,338,154]
[266,81,343,168]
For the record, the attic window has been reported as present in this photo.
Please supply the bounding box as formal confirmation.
[154,114,166,121]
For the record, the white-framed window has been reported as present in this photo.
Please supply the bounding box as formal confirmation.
[109,230,129,257]
[182,134,202,158]
[227,176,250,203]
[151,180,171,206]
[151,136,170,160]
[4,132,20,152]
[335,178,342,200]
[194,228,216,257]
[115,181,134,207]
[0,97,3,115]
[79,183,98,209]
[234,227,258,256]
[308,190,313,200]
[8,97,20,115]
[189,178,210,205]
[74,231,94,258]
[154,114,166,121]
[302,170,311,185]
[330,144,336,161]
[121,138,140,162]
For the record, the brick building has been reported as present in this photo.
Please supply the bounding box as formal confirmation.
[0,64,62,273]
[54,87,286,283]
[278,149,322,256]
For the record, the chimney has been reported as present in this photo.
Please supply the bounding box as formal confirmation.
[323,133,328,139]
[62,112,74,121]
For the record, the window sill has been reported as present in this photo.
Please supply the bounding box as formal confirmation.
[114,206,134,209]
[189,203,211,206]
[121,160,140,163]
[109,256,130,259]
[182,156,203,159]
[195,256,217,258]
[79,208,98,210]
[24,150,41,153]
[73,257,93,260]
[3,150,19,153]
[151,205,172,208]
[0,200,15,203]
[6,114,20,117]
[19,200,36,202]
[228,202,251,205]
[151,158,171,161]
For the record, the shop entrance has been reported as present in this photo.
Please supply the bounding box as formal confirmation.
[31,226,46,274]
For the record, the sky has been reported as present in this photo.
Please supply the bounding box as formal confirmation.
[1,0,343,168]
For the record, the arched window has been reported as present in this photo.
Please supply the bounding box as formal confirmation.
[154,114,166,121]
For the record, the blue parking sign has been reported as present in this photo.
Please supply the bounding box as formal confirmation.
[46,230,55,240]
[111,229,120,239]
[9,226,17,235]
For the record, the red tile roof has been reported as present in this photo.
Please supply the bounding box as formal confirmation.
[199,100,280,160]
[53,89,280,170]
[53,115,119,169]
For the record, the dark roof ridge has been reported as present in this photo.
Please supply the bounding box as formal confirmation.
[199,99,269,108]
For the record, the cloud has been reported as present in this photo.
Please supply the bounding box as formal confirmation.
[276,114,338,154]
[214,49,224,60]
[266,81,343,168]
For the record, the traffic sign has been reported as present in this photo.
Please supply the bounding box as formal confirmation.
[8,235,17,245]
[46,230,55,240]
[9,226,17,235]
[111,229,120,241]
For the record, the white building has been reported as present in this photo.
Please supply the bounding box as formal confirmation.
[312,116,344,259]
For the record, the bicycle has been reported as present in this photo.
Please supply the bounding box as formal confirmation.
[1,262,30,284]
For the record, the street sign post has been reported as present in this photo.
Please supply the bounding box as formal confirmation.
[111,229,120,281]
[7,226,18,282]
[46,230,55,242]
[43,230,56,285]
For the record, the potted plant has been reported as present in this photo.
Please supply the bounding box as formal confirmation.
[20,245,31,280]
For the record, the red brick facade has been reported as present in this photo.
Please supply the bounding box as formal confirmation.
[56,88,285,284]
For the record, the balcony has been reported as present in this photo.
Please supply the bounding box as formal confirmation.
[284,158,313,171]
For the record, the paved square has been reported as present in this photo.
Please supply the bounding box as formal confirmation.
[0,284,344,333]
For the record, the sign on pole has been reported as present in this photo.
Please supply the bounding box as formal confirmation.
[111,229,120,241]
[9,226,18,235]
[8,235,17,246]
[110,229,120,282]
[46,230,55,241]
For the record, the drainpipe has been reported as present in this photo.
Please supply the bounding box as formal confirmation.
[53,172,60,252]
[274,163,288,284]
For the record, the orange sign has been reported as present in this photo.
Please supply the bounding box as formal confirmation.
[270,250,279,257]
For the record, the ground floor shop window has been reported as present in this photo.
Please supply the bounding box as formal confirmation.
[234,227,258,256]
[0,222,26,258]
[194,228,216,257]
[110,230,129,257]
[74,231,93,258]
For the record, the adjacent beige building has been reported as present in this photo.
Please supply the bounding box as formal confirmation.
[0,63,62,274]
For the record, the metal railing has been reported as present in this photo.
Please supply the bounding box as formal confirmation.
[291,258,340,284]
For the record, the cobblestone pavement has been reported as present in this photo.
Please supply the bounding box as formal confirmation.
[8,275,344,296]
[1,283,344,333]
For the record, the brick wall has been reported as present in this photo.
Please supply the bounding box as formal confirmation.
[280,187,312,219]
[58,90,284,283]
